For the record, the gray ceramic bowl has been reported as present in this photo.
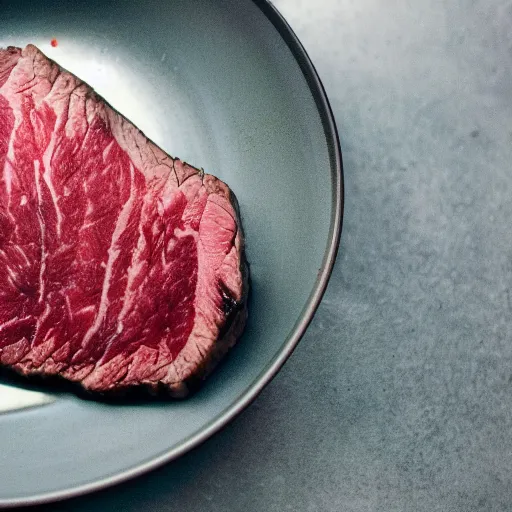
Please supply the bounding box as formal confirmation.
[0,0,342,506]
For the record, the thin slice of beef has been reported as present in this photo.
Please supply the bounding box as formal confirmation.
[0,44,248,397]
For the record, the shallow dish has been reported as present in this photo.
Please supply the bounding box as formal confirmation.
[0,0,343,506]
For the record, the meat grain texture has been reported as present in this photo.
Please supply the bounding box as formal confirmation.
[0,45,248,397]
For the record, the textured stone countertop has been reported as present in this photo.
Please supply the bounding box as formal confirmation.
[33,0,512,510]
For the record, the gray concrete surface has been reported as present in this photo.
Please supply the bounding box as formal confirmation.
[30,0,512,510]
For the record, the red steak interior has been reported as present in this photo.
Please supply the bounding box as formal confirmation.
[0,45,248,397]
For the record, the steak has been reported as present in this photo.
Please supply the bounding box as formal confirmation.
[0,45,248,397]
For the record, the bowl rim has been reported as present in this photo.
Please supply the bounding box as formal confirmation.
[3,0,344,507]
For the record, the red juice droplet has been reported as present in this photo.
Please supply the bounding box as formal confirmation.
[50,39,58,48]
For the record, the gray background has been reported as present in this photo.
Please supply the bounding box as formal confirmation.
[29,0,512,510]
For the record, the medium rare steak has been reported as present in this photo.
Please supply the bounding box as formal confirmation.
[0,44,248,397]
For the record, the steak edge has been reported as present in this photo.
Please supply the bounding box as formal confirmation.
[0,45,248,397]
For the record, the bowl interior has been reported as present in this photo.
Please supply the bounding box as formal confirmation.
[0,0,336,503]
